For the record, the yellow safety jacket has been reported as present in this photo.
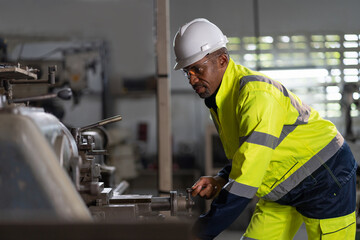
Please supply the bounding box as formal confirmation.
[212,58,343,201]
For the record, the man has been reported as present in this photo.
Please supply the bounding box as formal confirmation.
[173,18,357,240]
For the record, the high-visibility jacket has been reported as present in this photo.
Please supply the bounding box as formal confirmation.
[212,58,343,200]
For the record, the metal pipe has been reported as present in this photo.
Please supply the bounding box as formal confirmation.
[151,197,171,211]
[9,79,49,84]
[10,93,56,103]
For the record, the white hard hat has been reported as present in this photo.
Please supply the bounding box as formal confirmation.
[173,18,228,70]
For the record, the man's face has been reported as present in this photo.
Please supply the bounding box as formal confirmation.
[182,54,222,98]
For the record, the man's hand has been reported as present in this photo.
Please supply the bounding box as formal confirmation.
[191,176,227,199]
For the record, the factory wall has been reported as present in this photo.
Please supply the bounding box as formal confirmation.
[0,0,359,167]
[171,0,360,91]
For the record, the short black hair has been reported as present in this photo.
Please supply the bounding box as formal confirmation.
[210,47,229,60]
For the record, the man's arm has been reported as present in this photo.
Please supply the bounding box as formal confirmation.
[192,189,251,239]
[191,163,232,199]
[191,164,248,239]
[217,163,232,181]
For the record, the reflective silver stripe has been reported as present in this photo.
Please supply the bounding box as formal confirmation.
[262,132,344,201]
[224,178,258,198]
[240,236,258,240]
[277,124,297,146]
[241,124,301,149]
[239,75,311,124]
[239,131,278,149]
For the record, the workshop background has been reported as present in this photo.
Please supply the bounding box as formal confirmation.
[0,0,360,239]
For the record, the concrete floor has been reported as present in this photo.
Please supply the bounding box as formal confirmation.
[215,223,308,240]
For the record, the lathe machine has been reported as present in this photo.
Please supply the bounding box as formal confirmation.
[0,64,195,239]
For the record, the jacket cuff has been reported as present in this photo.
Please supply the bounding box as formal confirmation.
[217,163,232,181]
[192,189,251,239]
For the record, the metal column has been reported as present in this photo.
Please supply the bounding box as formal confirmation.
[155,0,172,193]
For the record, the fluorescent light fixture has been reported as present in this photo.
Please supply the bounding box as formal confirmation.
[244,54,256,61]
[280,36,290,43]
[353,92,360,100]
[343,59,358,65]
[326,86,340,93]
[344,34,358,41]
[261,36,274,43]
[246,44,257,51]
[344,42,358,48]
[327,93,342,101]
[344,68,358,75]
[260,68,329,79]
[330,69,341,76]
[344,76,359,82]
[344,51,358,58]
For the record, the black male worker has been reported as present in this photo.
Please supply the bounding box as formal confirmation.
[173,18,357,240]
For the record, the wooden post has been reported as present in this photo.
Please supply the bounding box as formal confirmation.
[155,0,172,193]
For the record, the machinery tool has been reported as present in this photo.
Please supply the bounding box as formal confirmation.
[0,64,195,224]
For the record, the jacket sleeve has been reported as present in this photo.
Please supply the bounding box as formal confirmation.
[217,163,232,181]
[192,188,251,240]
[228,84,287,198]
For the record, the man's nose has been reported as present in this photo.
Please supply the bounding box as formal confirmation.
[189,74,199,85]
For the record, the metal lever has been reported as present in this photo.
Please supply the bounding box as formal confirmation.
[71,115,122,145]
[79,115,122,132]
[9,88,72,104]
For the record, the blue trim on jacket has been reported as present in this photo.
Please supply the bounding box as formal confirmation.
[276,141,357,219]
[192,189,251,239]
[217,163,232,181]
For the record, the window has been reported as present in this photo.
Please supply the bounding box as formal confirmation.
[228,33,360,121]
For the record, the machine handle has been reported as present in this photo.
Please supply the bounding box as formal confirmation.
[57,88,72,100]
[79,115,122,132]
[9,88,72,103]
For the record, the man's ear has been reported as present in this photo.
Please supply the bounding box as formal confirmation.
[218,54,229,69]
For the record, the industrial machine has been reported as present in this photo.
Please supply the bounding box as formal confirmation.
[0,64,194,239]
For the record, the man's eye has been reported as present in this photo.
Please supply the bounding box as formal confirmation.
[196,67,204,73]
[194,67,201,73]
